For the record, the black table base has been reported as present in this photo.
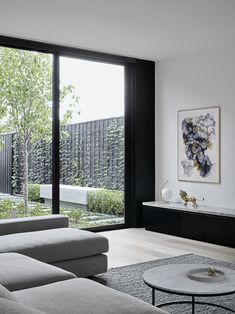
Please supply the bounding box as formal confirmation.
[152,288,235,314]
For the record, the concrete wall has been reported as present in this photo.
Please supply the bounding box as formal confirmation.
[155,43,235,209]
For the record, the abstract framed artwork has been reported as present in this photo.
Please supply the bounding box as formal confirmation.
[177,107,220,183]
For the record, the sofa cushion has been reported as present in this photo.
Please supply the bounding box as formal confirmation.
[0,284,19,302]
[0,253,76,291]
[0,215,68,236]
[0,228,108,263]
[0,298,45,314]
[14,278,167,314]
[51,254,107,277]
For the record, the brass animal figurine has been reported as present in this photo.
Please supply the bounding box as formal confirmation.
[207,267,216,277]
[179,190,204,208]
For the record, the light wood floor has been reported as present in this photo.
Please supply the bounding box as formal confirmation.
[100,228,235,269]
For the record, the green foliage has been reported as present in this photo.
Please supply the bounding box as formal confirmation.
[59,208,65,215]
[28,184,41,202]
[0,199,13,219]
[68,209,82,224]
[88,189,124,216]
[29,204,49,217]
[0,48,53,141]
[101,122,124,190]
[0,198,50,219]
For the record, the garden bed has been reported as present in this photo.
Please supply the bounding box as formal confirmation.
[0,193,124,228]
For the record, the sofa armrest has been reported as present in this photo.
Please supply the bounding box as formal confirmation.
[0,215,69,236]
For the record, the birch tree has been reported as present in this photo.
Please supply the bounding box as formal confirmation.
[0,47,79,214]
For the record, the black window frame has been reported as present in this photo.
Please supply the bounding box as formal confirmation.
[0,35,155,231]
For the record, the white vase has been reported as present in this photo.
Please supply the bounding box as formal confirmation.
[160,187,173,202]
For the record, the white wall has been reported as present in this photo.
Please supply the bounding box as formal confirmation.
[155,43,235,209]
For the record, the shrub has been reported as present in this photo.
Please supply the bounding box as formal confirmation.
[29,204,49,217]
[0,198,50,219]
[0,198,13,211]
[28,184,41,202]
[0,199,13,219]
[59,207,65,215]
[88,189,124,216]
[68,209,82,224]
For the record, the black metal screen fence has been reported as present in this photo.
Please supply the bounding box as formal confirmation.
[0,117,124,194]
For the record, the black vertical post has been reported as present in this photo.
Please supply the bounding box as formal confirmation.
[152,288,155,306]
[52,54,60,214]
[132,59,155,227]
[124,60,155,228]
[124,63,135,227]
[192,296,195,314]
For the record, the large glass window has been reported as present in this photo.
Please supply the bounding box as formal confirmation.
[0,43,127,230]
[0,46,53,219]
[59,57,125,228]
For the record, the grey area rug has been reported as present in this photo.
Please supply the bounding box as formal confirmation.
[93,254,235,314]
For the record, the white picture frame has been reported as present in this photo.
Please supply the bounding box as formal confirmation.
[177,107,220,183]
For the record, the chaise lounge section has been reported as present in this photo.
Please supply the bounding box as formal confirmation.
[0,215,108,277]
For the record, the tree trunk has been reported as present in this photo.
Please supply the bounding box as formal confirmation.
[23,141,29,215]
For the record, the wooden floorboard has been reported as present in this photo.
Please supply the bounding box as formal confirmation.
[100,228,235,269]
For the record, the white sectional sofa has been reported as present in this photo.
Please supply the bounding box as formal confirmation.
[0,215,168,314]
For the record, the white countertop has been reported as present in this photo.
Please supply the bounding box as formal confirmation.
[142,201,235,218]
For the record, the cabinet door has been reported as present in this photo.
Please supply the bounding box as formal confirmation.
[143,206,181,236]
[163,209,181,236]
[203,215,229,246]
[229,219,235,248]
[143,206,165,233]
[181,212,204,241]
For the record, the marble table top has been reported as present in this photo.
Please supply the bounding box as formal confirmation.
[142,201,235,218]
[143,264,235,296]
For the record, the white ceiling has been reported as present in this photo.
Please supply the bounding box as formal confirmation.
[1,0,235,60]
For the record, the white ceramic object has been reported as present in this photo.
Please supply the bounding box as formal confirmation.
[161,187,173,202]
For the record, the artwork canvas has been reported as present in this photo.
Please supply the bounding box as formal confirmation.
[178,107,220,183]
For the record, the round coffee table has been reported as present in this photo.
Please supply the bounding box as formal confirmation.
[143,264,235,313]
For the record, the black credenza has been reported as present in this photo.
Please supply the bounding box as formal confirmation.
[143,204,235,248]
